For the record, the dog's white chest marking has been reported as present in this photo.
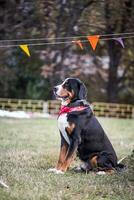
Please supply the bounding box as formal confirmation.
[58,113,70,145]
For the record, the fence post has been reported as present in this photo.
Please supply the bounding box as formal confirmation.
[132,106,134,118]
[43,101,49,113]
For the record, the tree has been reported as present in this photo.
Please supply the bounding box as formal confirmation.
[0,0,46,99]
[104,0,134,102]
[78,0,134,103]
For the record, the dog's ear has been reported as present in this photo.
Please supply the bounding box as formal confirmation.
[78,81,87,100]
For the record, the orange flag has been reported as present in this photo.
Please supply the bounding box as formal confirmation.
[72,40,83,49]
[19,44,30,57]
[87,35,100,50]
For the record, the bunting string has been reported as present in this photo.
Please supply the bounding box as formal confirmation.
[0,31,134,42]
[0,32,134,56]
[0,35,134,48]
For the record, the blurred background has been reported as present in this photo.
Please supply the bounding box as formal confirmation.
[0,2,134,199]
[0,0,134,104]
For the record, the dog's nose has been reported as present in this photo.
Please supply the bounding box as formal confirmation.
[53,86,58,92]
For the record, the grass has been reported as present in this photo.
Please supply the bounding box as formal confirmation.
[0,117,134,200]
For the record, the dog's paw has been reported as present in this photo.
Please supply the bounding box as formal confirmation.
[54,169,64,174]
[47,168,64,174]
[96,171,106,175]
[47,168,57,173]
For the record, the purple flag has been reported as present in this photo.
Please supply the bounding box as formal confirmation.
[114,37,124,48]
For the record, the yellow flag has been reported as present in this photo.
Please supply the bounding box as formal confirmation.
[19,44,30,57]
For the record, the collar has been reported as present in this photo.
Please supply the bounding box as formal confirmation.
[68,99,90,107]
[59,105,88,116]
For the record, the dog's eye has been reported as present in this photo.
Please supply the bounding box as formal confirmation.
[63,82,69,88]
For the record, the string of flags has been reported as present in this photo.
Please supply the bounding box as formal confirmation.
[18,35,125,56]
[18,35,123,56]
[0,32,134,57]
[72,35,125,50]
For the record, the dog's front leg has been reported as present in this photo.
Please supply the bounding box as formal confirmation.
[59,138,79,172]
[59,125,81,172]
[57,138,68,170]
[48,134,68,174]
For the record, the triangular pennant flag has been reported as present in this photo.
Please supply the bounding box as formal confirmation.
[19,44,30,57]
[87,35,100,50]
[72,40,83,49]
[113,37,124,48]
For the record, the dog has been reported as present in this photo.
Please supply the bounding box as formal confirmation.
[48,78,124,174]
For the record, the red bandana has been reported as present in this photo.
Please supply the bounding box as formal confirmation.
[59,105,88,115]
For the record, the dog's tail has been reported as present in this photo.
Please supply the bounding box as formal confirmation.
[115,157,127,172]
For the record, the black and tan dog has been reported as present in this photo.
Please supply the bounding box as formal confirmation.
[48,78,124,174]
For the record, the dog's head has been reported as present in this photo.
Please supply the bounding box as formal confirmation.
[53,78,87,103]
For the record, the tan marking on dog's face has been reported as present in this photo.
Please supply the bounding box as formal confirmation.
[57,86,69,97]
[54,78,74,99]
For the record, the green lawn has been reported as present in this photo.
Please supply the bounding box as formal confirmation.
[0,117,134,200]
